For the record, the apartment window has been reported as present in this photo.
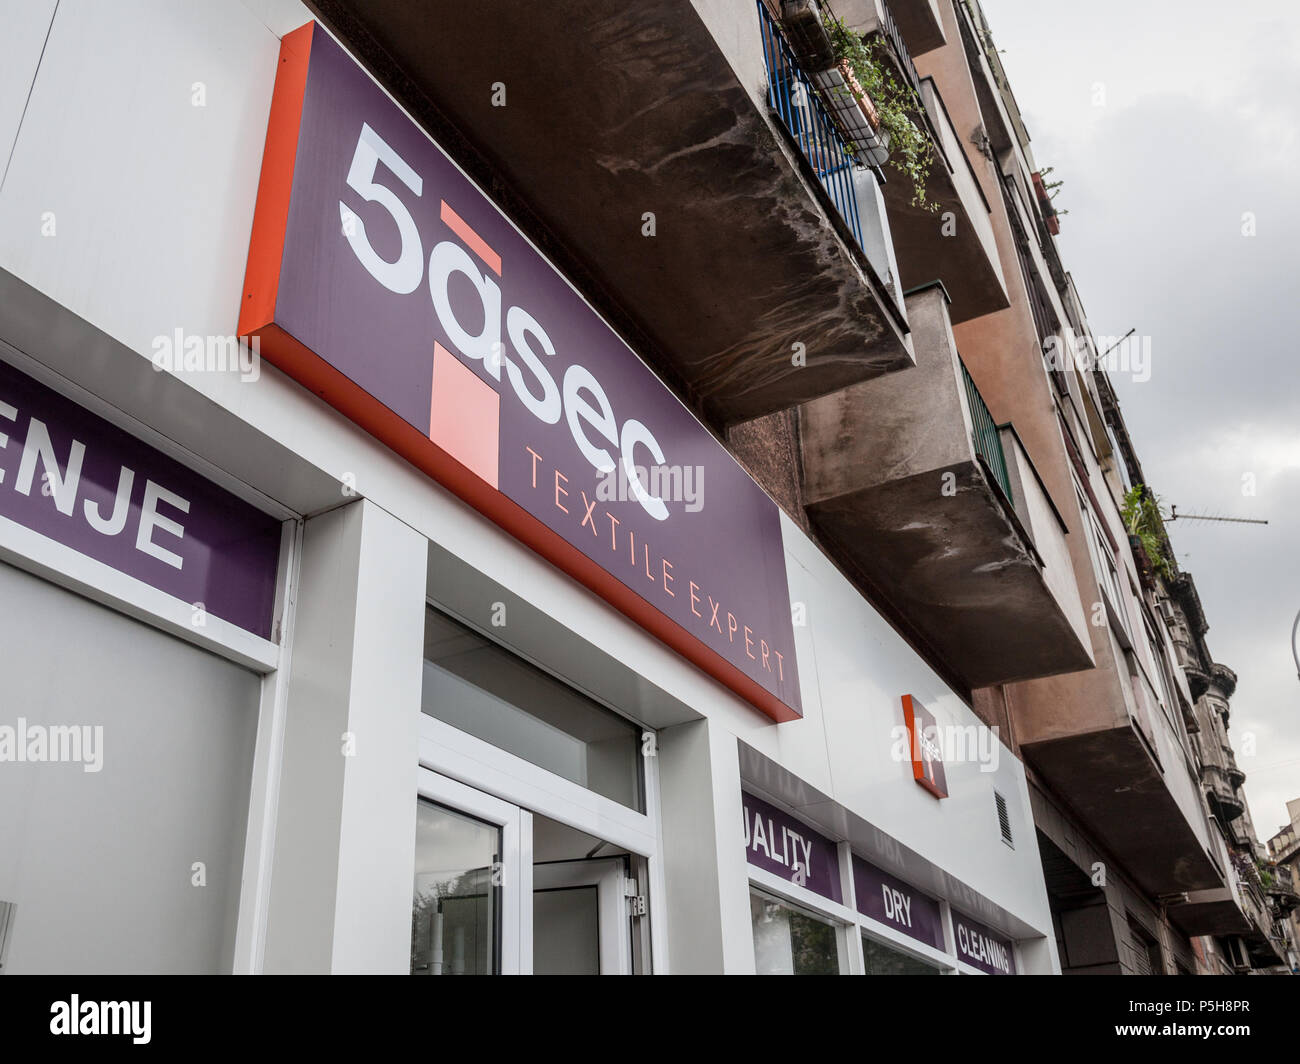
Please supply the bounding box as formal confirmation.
[1142,616,1186,739]
[1096,537,1128,637]
[1127,915,1162,975]
[1095,536,1125,626]
[1001,175,1067,396]
[1106,422,1132,492]
[1077,486,1131,644]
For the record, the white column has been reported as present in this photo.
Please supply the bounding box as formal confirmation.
[839,840,865,974]
[260,499,426,973]
[656,717,755,973]
[1016,932,1061,975]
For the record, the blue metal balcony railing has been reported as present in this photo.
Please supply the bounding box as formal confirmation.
[757,2,866,254]
[960,358,1012,500]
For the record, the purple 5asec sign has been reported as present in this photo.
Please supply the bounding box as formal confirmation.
[0,360,281,636]
[240,23,801,722]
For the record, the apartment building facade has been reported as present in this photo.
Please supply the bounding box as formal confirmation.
[873,0,1291,974]
[1266,800,1300,972]
[0,0,1278,975]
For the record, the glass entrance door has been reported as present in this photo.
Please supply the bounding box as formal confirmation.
[412,770,526,974]
[412,769,639,974]
[411,801,502,976]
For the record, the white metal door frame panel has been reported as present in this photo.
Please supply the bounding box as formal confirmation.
[416,767,527,975]
[534,858,631,975]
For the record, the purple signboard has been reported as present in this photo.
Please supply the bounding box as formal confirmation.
[0,359,281,637]
[852,857,945,951]
[240,23,801,722]
[742,791,842,904]
[952,910,1016,975]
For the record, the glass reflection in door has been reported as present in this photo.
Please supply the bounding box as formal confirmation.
[411,799,500,975]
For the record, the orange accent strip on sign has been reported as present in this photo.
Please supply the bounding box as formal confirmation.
[440,199,503,276]
[238,22,315,338]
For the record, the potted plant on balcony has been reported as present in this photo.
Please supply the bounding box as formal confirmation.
[1122,484,1173,588]
[778,2,891,167]
[823,14,937,211]
[1032,168,1065,234]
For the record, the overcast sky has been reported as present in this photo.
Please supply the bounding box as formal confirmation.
[978,0,1300,839]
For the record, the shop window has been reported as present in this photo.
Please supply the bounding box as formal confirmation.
[749,889,843,975]
[422,607,644,811]
[861,934,942,975]
[411,800,501,975]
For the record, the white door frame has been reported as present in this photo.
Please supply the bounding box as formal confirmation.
[416,767,531,975]
[533,858,631,975]
[418,713,662,972]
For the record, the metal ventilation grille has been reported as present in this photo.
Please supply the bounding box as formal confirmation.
[995,791,1014,848]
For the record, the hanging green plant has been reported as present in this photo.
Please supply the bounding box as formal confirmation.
[823,14,938,213]
[1121,484,1174,581]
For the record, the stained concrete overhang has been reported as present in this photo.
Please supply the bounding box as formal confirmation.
[833,0,947,55]
[803,462,1091,687]
[888,0,948,55]
[308,0,913,425]
[799,285,1090,689]
[1167,888,1253,938]
[879,80,1009,324]
[1023,724,1225,896]
[1203,766,1246,822]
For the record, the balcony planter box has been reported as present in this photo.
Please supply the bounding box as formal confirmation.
[1031,170,1061,235]
[837,59,880,130]
[1128,533,1157,592]
[810,62,890,166]
[777,1,889,166]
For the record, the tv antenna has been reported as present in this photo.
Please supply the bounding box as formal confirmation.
[1167,506,1267,526]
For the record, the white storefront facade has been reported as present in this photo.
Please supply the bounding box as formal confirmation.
[0,0,1059,975]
